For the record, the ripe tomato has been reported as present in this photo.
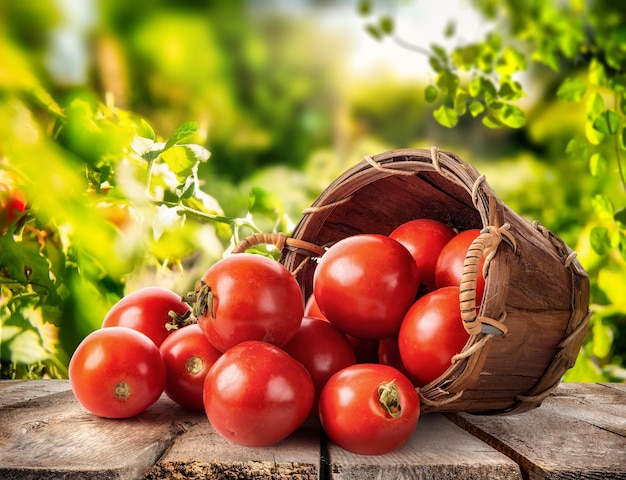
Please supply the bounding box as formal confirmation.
[0,186,27,232]
[378,336,416,384]
[282,317,356,417]
[435,229,485,306]
[102,287,192,347]
[69,326,166,418]
[195,253,303,352]
[389,218,456,291]
[203,340,314,447]
[319,363,420,455]
[398,286,470,387]
[159,324,222,410]
[313,234,420,340]
[304,293,327,320]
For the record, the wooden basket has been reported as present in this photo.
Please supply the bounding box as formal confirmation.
[235,148,591,415]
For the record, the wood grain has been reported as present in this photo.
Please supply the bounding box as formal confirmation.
[447,383,626,479]
[326,413,522,480]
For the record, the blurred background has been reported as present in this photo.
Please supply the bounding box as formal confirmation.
[1,0,624,382]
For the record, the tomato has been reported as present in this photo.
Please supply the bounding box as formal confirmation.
[282,317,356,417]
[159,324,222,410]
[0,186,27,232]
[203,340,314,447]
[378,336,416,384]
[398,286,470,387]
[313,234,420,340]
[347,335,380,364]
[435,229,485,305]
[389,218,456,291]
[319,363,420,455]
[195,253,303,352]
[304,293,327,320]
[102,287,192,347]
[69,326,166,418]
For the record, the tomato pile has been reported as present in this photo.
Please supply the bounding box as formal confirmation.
[69,218,483,455]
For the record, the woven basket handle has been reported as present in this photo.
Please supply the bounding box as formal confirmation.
[459,224,516,336]
[232,232,326,257]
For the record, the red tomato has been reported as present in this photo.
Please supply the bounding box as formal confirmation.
[69,326,166,418]
[389,218,456,291]
[319,363,420,455]
[0,187,27,231]
[304,293,327,320]
[195,253,303,352]
[313,234,420,340]
[398,286,470,387]
[435,229,485,305]
[159,324,222,410]
[282,317,356,417]
[203,340,314,446]
[378,336,416,384]
[102,287,192,347]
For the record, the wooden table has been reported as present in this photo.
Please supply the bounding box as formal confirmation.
[1,380,624,479]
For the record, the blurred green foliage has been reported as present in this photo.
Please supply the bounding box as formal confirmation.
[0,0,624,382]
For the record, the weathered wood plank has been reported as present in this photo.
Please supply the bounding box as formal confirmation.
[0,381,205,480]
[0,379,72,408]
[326,413,522,480]
[447,382,626,480]
[145,419,321,480]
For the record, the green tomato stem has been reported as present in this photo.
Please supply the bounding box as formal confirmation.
[378,379,402,418]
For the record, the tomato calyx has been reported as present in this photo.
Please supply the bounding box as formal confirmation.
[165,309,196,331]
[377,380,402,418]
[191,281,215,320]
[114,381,131,400]
[185,355,204,375]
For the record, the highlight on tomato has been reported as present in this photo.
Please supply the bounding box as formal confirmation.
[102,286,193,347]
[194,253,304,352]
[319,363,420,455]
[69,326,166,418]
[159,324,222,410]
[203,340,314,447]
[398,286,470,387]
[313,234,420,340]
[389,218,456,291]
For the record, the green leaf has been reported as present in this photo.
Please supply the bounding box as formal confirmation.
[621,127,626,150]
[589,153,608,177]
[469,76,497,103]
[565,137,589,161]
[424,85,438,103]
[175,177,195,200]
[482,113,502,128]
[591,194,614,219]
[590,226,611,255]
[498,80,525,101]
[357,0,372,15]
[161,144,210,177]
[609,74,626,94]
[249,187,285,217]
[586,92,604,119]
[435,70,459,94]
[556,77,587,102]
[612,230,626,261]
[495,46,527,76]
[164,121,198,151]
[451,44,480,70]
[455,88,468,115]
[499,104,526,128]
[469,101,485,117]
[138,119,156,141]
[585,120,604,145]
[444,20,456,38]
[365,24,382,41]
[379,16,394,35]
[593,109,621,135]
[0,236,56,299]
[589,58,607,86]
[614,208,626,228]
[433,105,458,128]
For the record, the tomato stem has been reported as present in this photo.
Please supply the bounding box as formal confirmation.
[192,281,215,320]
[165,309,196,331]
[378,380,402,418]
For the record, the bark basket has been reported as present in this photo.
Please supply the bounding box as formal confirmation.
[240,148,591,415]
